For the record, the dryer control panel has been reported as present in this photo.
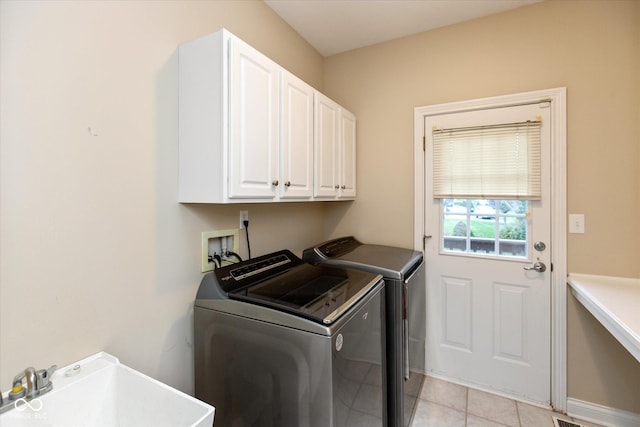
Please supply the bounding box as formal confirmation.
[305,236,361,260]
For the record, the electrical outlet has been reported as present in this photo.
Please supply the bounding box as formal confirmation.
[568,214,585,234]
[201,229,239,272]
[239,210,249,229]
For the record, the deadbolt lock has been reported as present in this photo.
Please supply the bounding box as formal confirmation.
[534,241,546,252]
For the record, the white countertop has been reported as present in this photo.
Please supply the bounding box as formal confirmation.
[568,273,640,363]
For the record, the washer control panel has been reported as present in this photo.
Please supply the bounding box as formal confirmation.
[215,250,303,293]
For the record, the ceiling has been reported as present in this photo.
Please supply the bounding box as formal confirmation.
[265,0,541,57]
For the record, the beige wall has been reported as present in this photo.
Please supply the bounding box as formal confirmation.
[0,0,326,392]
[323,0,640,413]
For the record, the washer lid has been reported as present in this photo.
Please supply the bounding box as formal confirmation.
[199,249,382,325]
[231,263,381,325]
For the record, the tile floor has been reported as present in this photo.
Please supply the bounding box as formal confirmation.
[410,376,603,427]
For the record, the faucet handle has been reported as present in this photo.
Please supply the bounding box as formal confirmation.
[9,370,27,400]
[36,365,57,393]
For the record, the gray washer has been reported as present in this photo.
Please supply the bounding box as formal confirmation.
[304,237,426,427]
[194,250,387,427]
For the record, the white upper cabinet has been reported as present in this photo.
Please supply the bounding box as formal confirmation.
[339,108,356,199]
[314,92,339,198]
[279,72,314,199]
[314,92,356,200]
[228,36,280,199]
[178,29,353,203]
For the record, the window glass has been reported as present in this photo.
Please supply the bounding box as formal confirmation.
[442,199,528,258]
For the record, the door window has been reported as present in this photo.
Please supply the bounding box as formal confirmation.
[442,198,528,258]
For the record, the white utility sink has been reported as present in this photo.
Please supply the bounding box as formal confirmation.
[0,352,214,427]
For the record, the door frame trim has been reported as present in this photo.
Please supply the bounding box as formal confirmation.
[413,87,567,412]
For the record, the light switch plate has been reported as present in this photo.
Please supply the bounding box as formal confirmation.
[569,214,585,234]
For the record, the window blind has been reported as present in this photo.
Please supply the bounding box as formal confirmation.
[432,120,542,200]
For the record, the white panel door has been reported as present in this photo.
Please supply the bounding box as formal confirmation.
[228,37,279,199]
[424,102,552,404]
[280,72,313,199]
[314,93,339,198]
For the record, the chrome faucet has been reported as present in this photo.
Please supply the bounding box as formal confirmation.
[0,365,56,414]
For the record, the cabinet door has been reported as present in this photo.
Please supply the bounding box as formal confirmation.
[280,72,313,199]
[314,93,339,198]
[228,37,279,199]
[339,108,356,199]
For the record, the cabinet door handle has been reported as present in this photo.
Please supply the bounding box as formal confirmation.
[272,180,279,187]
[341,185,346,190]
[334,185,340,189]
[284,181,291,187]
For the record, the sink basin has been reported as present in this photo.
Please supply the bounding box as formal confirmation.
[0,352,214,426]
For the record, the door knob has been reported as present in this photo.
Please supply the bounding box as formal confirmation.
[524,260,546,272]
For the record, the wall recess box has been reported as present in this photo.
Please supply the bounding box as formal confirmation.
[201,229,240,272]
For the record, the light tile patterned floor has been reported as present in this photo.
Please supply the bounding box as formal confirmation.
[410,376,603,427]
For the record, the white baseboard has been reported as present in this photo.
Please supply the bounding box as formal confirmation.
[567,398,640,427]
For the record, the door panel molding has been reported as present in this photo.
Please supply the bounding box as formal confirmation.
[414,88,567,411]
[493,282,528,362]
[442,276,473,350]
